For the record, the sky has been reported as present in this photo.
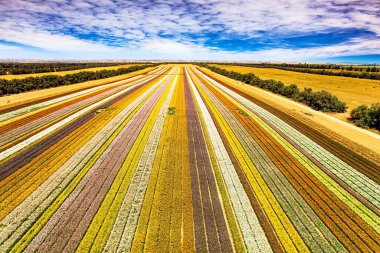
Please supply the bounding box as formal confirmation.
[0,0,379,63]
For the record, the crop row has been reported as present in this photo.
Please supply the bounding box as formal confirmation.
[196,68,376,252]
[193,69,306,251]
[0,67,168,155]
[25,69,176,252]
[0,70,160,149]
[190,68,309,252]
[0,69,173,252]
[191,68,345,253]
[131,69,194,252]
[0,78,150,166]
[76,67,179,252]
[200,77,354,251]
[0,66,378,252]
[186,68,272,253]
[0,71,164,225]
[196,68,380,220]
[184,71,234,252]
[105,67,179,253]
[197,67,380,180]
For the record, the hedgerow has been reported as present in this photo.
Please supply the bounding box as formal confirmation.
[199,64,347,113]
[0,64,156,95]
[0,62,130,75]
[215,62,380,80]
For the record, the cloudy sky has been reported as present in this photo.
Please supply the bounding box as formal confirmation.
[0,0,379,62]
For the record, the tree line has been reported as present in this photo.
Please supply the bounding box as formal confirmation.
[199,64,347,113]
[271,67,380,80]
[0,65,156,96]
[221,63,380,80]
[0,62,138,75]
[251,63,379,72]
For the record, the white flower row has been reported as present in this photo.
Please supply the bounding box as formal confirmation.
[104,68,179,253]
[187,68,273,253]
[0,70,171,252]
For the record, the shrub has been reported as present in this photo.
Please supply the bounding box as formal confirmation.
[351,105,371,128]
[280,84,300,98]
[368,104,380,130]
[308,90,347,112]
[350,103,380,130]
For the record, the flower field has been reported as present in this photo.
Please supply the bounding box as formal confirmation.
[0,65,379,253]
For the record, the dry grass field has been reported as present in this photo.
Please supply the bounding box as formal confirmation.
[212,64,380,110]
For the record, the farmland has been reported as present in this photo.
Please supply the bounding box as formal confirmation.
[212,64,380,110]
[0,65,379,253]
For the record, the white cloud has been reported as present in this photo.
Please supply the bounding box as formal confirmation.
[0,30,115,52]
[138,39,210,56]
[1,36,377,62]
[68,37,380,61]
[0,0,379,60]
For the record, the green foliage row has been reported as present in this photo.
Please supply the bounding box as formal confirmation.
[0,62,134,75]
[0,65,156,95]
[350,104,380,131]
[200,64,347,113]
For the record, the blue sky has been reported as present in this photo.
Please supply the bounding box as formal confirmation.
[0,0,379,63]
